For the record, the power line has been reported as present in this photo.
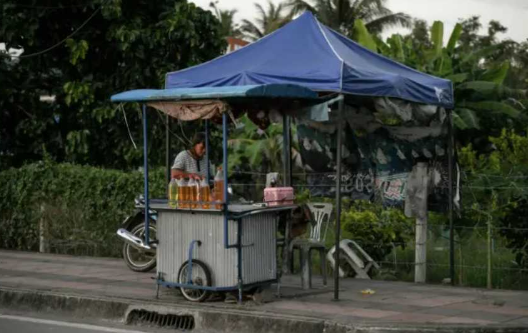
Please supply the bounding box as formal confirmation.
[12,0,107,59]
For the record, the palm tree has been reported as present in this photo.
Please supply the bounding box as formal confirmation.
[286,0,411,36]
[240,1,291,41]
[209,1,242,38]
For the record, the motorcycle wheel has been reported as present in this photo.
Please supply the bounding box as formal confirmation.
[122,221,157,272]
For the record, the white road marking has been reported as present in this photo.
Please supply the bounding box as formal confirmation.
[0,314,148,333]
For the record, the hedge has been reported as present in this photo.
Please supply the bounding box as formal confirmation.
[0,161,166,257]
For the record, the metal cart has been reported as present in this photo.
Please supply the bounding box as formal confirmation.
[111,84,317,302]
[152,203,295,302]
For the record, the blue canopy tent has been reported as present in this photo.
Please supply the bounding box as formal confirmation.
[112,11,456,300]
[165,11,453,109]
[164,11,455,296]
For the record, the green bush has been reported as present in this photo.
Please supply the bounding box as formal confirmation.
[341,200,414,262]
[0,160,166,256]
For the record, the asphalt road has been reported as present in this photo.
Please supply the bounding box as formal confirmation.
[0,314,149,333]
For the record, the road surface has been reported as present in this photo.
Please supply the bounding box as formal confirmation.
[0,314,149,333]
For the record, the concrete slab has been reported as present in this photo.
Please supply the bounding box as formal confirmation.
[0,249,528,332]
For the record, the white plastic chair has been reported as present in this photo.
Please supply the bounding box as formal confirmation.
[326,239,380,279]
[289,203,333,289]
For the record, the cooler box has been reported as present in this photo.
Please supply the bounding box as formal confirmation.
[264,187,294,206]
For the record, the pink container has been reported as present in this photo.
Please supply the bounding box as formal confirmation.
[264,187,294,206]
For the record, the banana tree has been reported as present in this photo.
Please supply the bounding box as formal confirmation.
[229,114,305,170]
[227,114,304,200]
[353,20,527,135]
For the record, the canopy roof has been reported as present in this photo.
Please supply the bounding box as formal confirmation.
[110,84,318,102]
[165,12,454,108]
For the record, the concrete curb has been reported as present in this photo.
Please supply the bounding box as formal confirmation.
[1,287,528,333]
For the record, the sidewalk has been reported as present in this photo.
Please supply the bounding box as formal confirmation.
[1,249,528,332]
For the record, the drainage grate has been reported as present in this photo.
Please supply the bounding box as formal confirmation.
[127,309,195,330]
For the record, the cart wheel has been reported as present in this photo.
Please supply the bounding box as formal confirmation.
[122,222,157,272]
[177,260,212,302]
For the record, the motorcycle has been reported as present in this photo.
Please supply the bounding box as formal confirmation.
[117,196,158,272]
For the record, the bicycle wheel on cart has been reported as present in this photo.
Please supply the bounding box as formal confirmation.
[177,260,212,302]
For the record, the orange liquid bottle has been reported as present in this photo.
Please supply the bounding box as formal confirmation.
[188,178,198,209]
[178,179,188,208]
[200,178,211,209]
[214,182,224,209]
[191,187,198,209]
[185,186,192,208]
[214,168,224,210]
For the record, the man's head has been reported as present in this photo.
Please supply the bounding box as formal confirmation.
[191,132,206,158]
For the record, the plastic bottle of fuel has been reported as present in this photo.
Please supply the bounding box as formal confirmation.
[177,178,188,208]
[188,178,199,209]
[168,178,179,208]
[199,178,211,209]
[214,168,224,209]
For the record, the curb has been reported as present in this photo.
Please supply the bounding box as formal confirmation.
[0,287,325,333]
[1,287,527,333]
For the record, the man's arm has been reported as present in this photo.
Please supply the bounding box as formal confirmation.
[171,151,203,180]
[171,169,202,180]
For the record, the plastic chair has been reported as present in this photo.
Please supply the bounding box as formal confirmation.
[326,239,380,279]
[289,203,333,289]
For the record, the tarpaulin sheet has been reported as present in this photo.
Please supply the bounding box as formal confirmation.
[165,12,454,109]
[296,99,458,210]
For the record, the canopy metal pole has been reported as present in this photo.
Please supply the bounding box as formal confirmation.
[283,115,292,186]
[222,112,230,249]
[166,114,170,186]
[334,95,344,301]
[447,109,455,286]
[142,104,150,244]
[205,120,210,182]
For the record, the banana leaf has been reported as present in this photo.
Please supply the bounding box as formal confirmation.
[455,108,480,129]
[352,19,377,52]
[446,23,462,53]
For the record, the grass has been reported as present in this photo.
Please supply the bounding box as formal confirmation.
[378,229,528,290]
[285,222,528,291]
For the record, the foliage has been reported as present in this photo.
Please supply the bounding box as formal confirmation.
[241,1,291,41]
[0,0,225,170]
[285,0,411,37]
[351,19,377,52]
[226,114,287,201]
[361,19,528,149]
[0,160,165,256]
[389,232,528,289]
[209,1,242,38]
[339,200,414,262]
[458,129,528,267]
[288,192,414,267]
[229,114,285,173]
